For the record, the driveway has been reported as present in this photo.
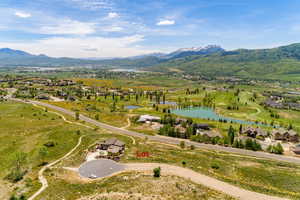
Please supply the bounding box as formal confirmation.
[79,159,125,179]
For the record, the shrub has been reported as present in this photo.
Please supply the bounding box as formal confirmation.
[153,167,161,178]
[180,141,185,149]
[267,143,284,154]
[5,169,27,183]
[211,163,220,170]
[44,141,55,147]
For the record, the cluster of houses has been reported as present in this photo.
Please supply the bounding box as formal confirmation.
[241,126,299,143]
[17,78,75,87]
[264,94,300,111]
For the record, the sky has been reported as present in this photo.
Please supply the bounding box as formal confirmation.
[1,0,300,58]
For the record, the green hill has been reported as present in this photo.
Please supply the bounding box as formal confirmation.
[149,43,300,80]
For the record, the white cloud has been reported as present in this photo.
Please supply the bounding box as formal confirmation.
[15,11,31,18]
[39,19,96,35]
[70,0,113,10]
[107,12,119,19]
[156,19,175,26]
[0,35,154,58]
[102,26,123,32]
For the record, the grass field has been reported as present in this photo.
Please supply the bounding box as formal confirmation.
[0,101,102,199]
[124,141,300,199]
[34,130,300,199]
[2,100,300,199]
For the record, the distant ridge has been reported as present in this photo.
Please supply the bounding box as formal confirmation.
[3,43,300,80]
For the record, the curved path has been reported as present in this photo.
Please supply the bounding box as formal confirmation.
[28,136,84,200]
[23,99,136,200]
[75,159,286,200]
[15,98,300,165]
[124,163,286,200]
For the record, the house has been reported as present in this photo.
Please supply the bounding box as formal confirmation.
[175,124,186,134]
[97,138,125,154]
[292,144,300,155]
[272,129,299,143]
[265,99,284,109]
[197,130,222,139]
[36,94,50,100]
[175,118,187,125]
[242,127,268,138]
[67,96,76,101]
[137,115,161,123]
[193,123,210,130]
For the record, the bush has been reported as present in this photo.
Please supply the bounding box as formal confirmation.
[180,141,185,149]
[211,163,220,170]
[5,169,27,183]
[153,167,161,178]
[267,143,284,154]
[44,141,55,148]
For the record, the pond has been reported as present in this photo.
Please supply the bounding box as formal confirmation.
[125,105,141,110]
[171,107,267,126]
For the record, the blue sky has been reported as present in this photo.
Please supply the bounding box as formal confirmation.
[0,0,300,58]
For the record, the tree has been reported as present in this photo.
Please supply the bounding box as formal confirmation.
[239,124,243,134]
[180,141,185,149]
[276,143,284,154]
[288,123,293,130]
[13,152,27,172]
[190,145,195,150]
[7,152,28,182]
[95,114,100,121]
[153,167,161,178]
[227,125,235,145]
[75,112,80,120]
[268,143,284,154]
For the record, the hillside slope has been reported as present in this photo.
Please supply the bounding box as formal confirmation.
[149,43,300,80]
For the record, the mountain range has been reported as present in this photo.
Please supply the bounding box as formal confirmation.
[2,43,300,80]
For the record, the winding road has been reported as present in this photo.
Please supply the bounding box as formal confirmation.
[124,163,287,200]
[70,158,287,200]
[15,98,300,165]
[8,98,295,200]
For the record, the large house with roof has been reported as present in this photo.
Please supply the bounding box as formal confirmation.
[137,115,161,123]
[242,127,268,139]
[272,129,299,143]
[97,138,125,155]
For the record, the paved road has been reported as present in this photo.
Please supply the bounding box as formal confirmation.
[79,159,124,178]
[12,98,300,165]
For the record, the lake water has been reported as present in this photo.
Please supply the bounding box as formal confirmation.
[171,107,266,126]
[125,105,141,110]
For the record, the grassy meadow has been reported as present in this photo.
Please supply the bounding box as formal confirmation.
[0,101,103,199]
